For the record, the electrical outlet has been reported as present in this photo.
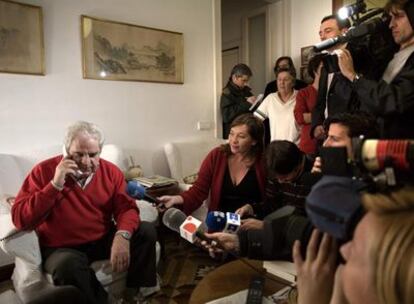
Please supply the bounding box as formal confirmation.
[197,121,211,130]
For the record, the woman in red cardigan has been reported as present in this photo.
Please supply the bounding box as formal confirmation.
[159,113,266,217]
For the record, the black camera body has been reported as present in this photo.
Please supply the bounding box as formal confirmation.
[307,138,414,240]
[314,1,398,79]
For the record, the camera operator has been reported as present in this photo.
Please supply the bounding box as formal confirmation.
[293,186,414,304]
[311,15,352,143]
[312,112,379,173]
[337,0,414,138]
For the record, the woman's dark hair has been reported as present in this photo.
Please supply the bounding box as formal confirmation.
[307,54,324,79]
[274,56,295,73]
[221,113,264,159]
[228,63,253,82]
[265,140,303,176]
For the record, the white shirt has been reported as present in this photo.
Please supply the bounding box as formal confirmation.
[255,90,300,144]
[382,44,414,83]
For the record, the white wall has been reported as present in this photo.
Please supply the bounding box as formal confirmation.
[222,0,332,83]
[290,0,332,71]
[0,0,219,176]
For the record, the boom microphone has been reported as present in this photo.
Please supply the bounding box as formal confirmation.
[205,211,241,233]
[126,180,160,204]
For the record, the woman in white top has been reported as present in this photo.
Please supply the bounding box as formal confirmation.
[255,68,300,144]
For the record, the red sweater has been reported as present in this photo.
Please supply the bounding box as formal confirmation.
[180,147,266,215]
[294,85,318,155]
[12,155,139,247]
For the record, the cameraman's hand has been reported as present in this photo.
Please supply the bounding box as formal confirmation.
[337,49,357,82]
[201,232,239,258]
[311,156,322,173]
[240,218,264,230]
[293,229,338,304]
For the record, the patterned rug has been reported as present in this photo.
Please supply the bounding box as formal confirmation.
[148,229,222,304]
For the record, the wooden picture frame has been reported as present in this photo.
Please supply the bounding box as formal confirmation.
[0,0,44,75]
[300,65,312,84]
[301,45,314,66]
[81,15,184,84]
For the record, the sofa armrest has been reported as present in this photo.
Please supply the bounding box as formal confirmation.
[0,214,42,266]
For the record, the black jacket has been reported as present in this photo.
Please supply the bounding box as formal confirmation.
[311,67,359,137]
[310,42,390,138]
[354,51,414,138]
[220,81,253,139]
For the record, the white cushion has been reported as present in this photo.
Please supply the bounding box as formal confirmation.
[164,138,225,182]
[100,144,127,172]
[0,290,23,304]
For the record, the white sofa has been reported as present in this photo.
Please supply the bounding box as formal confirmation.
[0,144,159,303]
[163,138,225,221]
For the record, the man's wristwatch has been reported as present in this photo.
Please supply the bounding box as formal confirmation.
[116,231,131,240]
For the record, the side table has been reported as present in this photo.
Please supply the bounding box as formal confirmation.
[146,182,180,197]
[189,259,286,303]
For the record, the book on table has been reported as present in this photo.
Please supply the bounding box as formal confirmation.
[263,260,296,285]
[132,175,177,188]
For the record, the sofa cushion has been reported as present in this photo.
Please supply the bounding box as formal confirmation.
[164,138,225,182]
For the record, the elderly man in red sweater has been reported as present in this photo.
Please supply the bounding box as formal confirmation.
[11,121,157,304]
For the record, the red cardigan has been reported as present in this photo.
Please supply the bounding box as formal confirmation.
[180,147,266,215]
[12,155,139,247]
[294,85,318,155]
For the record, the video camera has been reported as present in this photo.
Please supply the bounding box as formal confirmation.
[321,138,414,188]
[313,0,398,77]
[307,138,414,240]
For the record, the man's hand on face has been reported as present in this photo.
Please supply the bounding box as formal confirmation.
[52,157,81,188]
[111,234,130,273]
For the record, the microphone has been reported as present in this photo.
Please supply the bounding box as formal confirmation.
[126,180,160,204]
[162,208,210,244]
[205,211,241,233]
[249,93,264,112]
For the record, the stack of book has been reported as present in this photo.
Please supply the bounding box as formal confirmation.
[132,175,177,188]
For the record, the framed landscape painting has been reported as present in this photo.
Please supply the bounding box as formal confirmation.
[0,0,44,75]
[81,15,184,84]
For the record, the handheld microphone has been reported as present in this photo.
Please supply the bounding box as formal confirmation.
[205,211,241,233]
[249,93,264,112]
[126,180,160,204]
[162,208,210,244]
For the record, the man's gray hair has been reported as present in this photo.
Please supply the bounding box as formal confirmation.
[64,121,105,152]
